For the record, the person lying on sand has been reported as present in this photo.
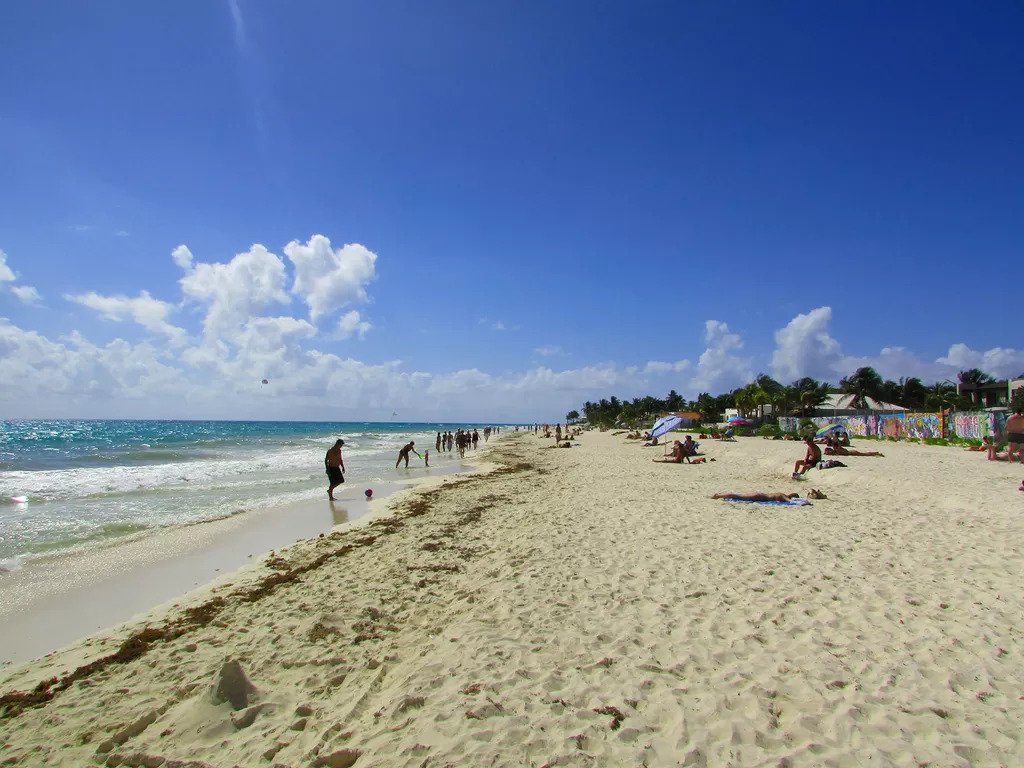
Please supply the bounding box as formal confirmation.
[712,488,826,502]
[824,445,884,457]
[712,492,800,502]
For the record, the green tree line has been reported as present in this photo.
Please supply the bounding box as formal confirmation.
[569,366,1008,428]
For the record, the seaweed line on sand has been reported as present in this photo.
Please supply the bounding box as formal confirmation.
[0,448,537,719]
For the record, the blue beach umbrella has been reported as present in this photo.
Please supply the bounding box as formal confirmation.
[815,423,845,438]
[650,415,684,440]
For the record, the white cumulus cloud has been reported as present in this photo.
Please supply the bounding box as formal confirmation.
[284,235,377,321]
[936,343,1024,379]
[688,320,752,393]
[171,245,194,270]
[771,306,844,383]
[179,244,290,340]
[65,290,187,345]
[338,310,372,339]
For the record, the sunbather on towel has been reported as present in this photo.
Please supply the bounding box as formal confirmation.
[824,446,884,457]
[712,492,801,502]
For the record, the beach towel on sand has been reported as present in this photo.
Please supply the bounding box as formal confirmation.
[724,498,812,506]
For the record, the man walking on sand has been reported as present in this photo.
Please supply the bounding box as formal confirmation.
[325,439,345,500]
[396,440,420,468]
[1006,408,1024,463]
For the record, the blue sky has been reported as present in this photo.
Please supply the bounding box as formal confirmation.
[1,1,1022,421]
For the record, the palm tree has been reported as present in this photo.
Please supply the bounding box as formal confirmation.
[566,409,580,425]
[900,377,928,410]
[958,368,994,386]
[839,367,884,409]
[665,389,685,411]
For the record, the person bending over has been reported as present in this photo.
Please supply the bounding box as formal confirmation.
[396,441,420,468]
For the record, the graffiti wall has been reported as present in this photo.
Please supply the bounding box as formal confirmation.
[780,410,1005,441]
[949,411,1008,441]
[777,415,876,436]
[951,412,986,440]
[903,413,943,439]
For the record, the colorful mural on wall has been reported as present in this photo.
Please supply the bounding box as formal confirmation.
[951,412,985,440]
[903,413,943,439]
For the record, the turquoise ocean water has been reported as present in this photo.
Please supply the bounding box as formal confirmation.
[0,420,501,570]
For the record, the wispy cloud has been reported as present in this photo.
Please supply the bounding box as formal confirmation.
[10,285,41,304]
[114,230,130,238]
[478,317,506,331]
[226,0,270,153]
[534,345,563,357]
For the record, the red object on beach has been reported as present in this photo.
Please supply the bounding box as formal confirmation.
[365,489,373,498]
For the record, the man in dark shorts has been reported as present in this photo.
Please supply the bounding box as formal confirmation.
[396,440,420,468]
[792,436,821,478]
[325,439,345,500]
[1006,408,1024,464]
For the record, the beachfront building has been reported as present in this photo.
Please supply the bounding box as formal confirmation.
[957,379,1012,408]
[1008,377,1024,402]
[666,410,702,426]
[808,393,906,416]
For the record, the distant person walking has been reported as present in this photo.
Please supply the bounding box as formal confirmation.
[472,429,479,449]
[435,432,442,453]
[325,439,345,500]
[396,441,420,468]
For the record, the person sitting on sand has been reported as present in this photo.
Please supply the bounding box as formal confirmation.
[681,435,697,456]
[824,445,885,457]
[793,436,821,478]
[653,440,688,463]
[965,437,990,452]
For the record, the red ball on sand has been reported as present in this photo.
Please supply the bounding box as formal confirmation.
[365,489,373,498]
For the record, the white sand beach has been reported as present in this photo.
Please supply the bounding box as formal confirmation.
[1,430,1022,767]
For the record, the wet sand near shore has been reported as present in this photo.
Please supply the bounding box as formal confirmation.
[1,430,1022,767]
[0,461,468,668]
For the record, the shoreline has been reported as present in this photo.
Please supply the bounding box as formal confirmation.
[2,430,1021,767]
[0,450,484,669]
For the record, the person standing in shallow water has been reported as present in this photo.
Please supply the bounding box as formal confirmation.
[396,440,420,468]
[325,439,345,500]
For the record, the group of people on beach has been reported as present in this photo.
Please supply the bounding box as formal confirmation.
[435,429,480,458]
[324,427,500,499]
[969,409,1024,463]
